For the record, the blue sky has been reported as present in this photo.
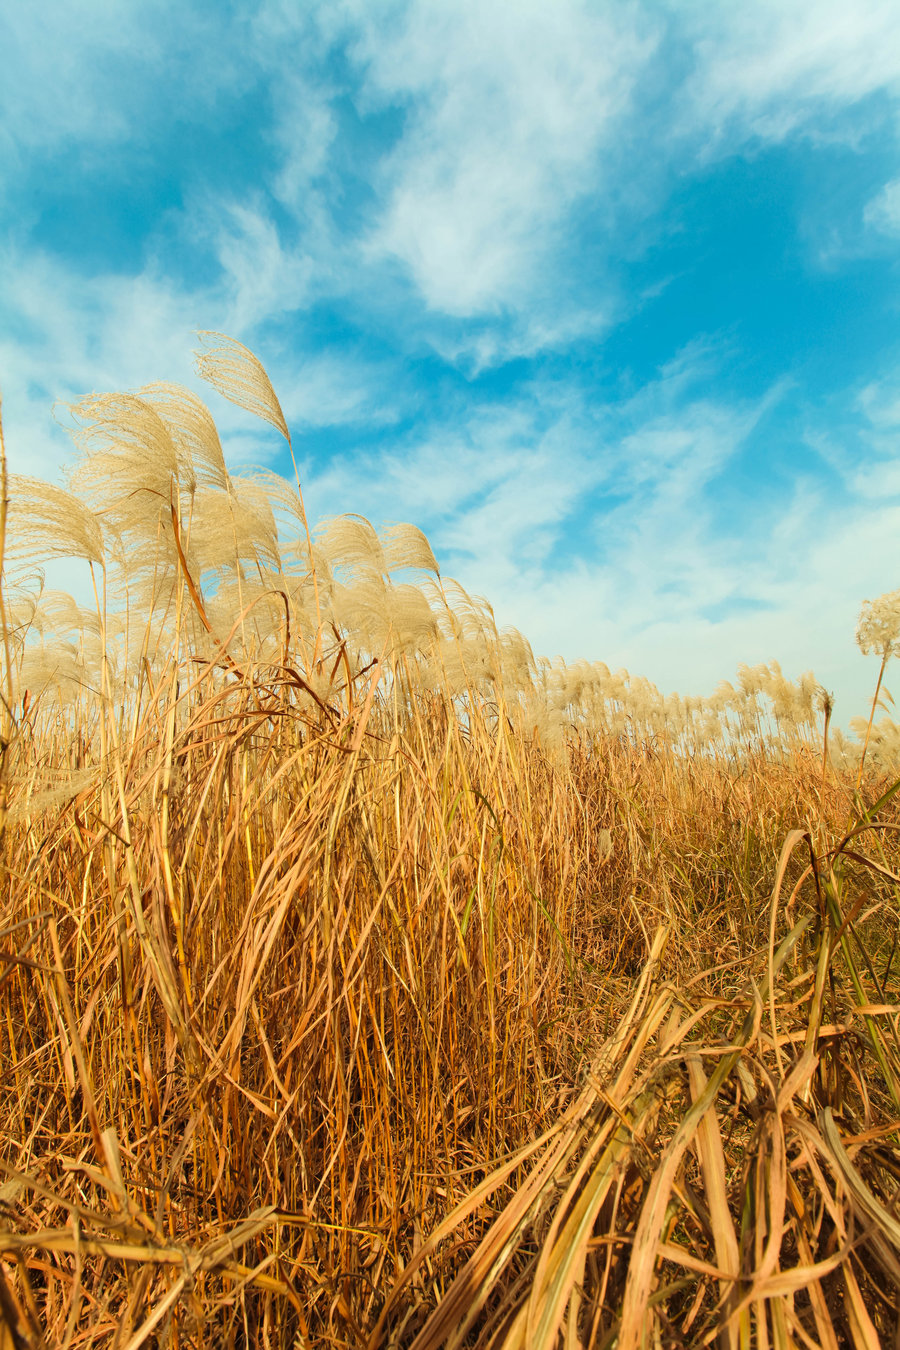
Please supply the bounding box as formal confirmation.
[2,0,900,721]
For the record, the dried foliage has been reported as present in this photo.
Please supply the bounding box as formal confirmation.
[1,350,900,1348]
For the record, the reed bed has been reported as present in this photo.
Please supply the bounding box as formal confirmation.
[1,343,900,1348]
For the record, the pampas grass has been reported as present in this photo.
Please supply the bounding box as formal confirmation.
[1,344,900,1348]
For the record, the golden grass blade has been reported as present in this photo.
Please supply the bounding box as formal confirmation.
[403,1140,573,1350]
[525,1105,646,1350]
[616,929,814,1349]
[655,1242,736,1281]
[0,1228,189,1262]
[685,1054,741,1350]
[366,1122,566,1348]
[121,1272,189,1350]
[819,1106,900,1251]
[840,1261,882,1350]
[785,1195,841,1350]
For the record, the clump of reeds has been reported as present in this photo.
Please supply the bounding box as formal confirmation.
[1,347,899,1347]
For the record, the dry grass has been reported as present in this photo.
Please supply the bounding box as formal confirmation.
[1,358,900,1348]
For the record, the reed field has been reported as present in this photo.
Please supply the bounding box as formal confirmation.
[3,336,900,1348]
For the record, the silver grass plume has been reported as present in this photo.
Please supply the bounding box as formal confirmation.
[205,574,293,657]
[68,391,194,504]
[7,765,99,822]
[796,671,820,725]
[829,727,861,771]
[382,522,440,576]
[4,592,39,650]
[137,382,230,490]
[13,590,125,693]
[30,590,103,641]
[424,636,499,696]
[248,469,308,541]
[64,393,235,653]
[710,679,736,714]
[189,478,282,576]
[6,475,105,568]
[315,515,386,576]
[736,662,766,698]
[229,477,283,571]
[857,588,900,656]
[194,332,291,445]
[15,638,96,705]
[429,578,498,646]
[332,571,438,658]
[849,714,900,769]
[496,628,535,693]
[387,583,440,655]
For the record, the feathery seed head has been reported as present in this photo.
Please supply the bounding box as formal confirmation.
[248,469,308,537]
[194,332,291,445]
[736,662,765,698]
[817,685,834,719]
[15,638,93,703]
[225,477,282,571]
[856,588,900,656]
[382,523,440,576]
[31,590,103,640]
[315,515,386,576]
[68,391,190,501]
[137,383,230,490]
[7,475,105,567]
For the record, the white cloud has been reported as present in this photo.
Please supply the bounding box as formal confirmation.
[329,0,657,316]
[865,178,900,236]
[859,376,900,429]
[463,467,900,725]
[305,0,900,330]
[0,2,251,173]
[305,399,563,526]
[213,204,316,332]
[851,460,900,498]
[426,307,613,379]
[9,0,894,376]
[238,0,900,357]
[674,0,900,146]
[0,3,151,156]
[845,374,900,493]
[275,352,403,430]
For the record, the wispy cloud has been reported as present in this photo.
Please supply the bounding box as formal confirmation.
[865,178,900,236]
[357,2,654,315]
[672,0,900,145]
[0,1,252,174]
[248,0,658,332]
